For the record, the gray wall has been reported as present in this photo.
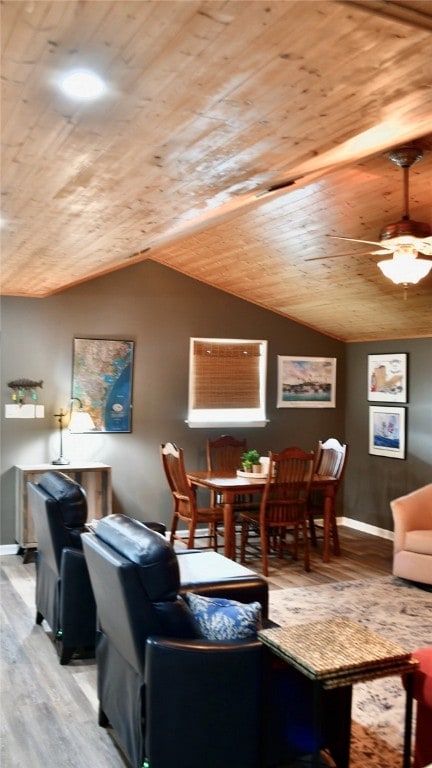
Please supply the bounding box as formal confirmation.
[344,339,432,530]
[1,259,430,544]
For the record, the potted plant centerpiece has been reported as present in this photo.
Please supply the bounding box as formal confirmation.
[241,449,261,473]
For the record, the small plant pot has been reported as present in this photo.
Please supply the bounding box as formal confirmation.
[252,464,262,473]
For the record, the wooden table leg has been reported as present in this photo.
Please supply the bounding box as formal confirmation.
[331,490,340,556]
[323,486,340,562]
[323,494,332,563]
[223,493,235,559]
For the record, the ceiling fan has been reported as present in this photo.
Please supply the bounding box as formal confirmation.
[309,145,432,287]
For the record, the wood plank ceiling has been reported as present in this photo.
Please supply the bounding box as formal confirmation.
[1,0,432,342]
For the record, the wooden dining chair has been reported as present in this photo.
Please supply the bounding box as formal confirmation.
[206,435,247,474]
[161,442,224,550]
[206,435,247,505]
[206,434,259,501]
[206,435,260,554]
[308,438,349,555]
[239,446,315,576]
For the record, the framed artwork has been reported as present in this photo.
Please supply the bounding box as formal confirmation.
[277,355,336,408]
[369,405,406,459]
[72,338,134,432]
[367,353,408,403]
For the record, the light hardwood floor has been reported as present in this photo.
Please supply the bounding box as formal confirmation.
[241,525,394,590]
[0,527,394,768]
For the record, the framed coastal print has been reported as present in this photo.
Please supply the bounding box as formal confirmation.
[369,405,406,459]
[72,338,134,432]
[277,356,336,408]
[367,353,407,403]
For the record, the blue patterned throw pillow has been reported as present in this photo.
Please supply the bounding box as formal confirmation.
[184,592,262,640]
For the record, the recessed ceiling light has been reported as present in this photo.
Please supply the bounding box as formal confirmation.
[60,69,107,100]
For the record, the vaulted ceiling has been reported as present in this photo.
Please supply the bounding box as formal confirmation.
[1,0,432,341]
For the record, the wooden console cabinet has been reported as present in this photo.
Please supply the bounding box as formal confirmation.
[15,462,112,559]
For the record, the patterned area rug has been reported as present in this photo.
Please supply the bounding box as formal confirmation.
[269,576,432,768]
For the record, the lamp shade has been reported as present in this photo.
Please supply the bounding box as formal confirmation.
[377,247,432,285]
[69,408,95,433]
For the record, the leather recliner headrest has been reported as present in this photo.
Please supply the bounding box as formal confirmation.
[38,471,87,529]
[95,514,180,602]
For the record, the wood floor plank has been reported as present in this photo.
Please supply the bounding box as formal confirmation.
[243,526,394,589]
[1,556,128,768]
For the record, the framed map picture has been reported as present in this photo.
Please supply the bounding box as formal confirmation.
[369,405,406,459]
[277,355,336,408]
[72,338,134,432]
[367,353,407,403]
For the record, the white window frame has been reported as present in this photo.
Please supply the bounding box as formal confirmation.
[187,337,268,428]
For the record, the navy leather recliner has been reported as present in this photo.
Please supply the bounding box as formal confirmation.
[28,471,97,664]
[82,514,335,768]
[83,514,265,768]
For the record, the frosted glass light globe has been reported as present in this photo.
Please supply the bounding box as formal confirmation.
[60,69,106,100]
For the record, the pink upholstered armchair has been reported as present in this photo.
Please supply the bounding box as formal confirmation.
[391,484,432,586]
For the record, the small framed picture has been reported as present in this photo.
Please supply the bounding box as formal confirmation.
[277,356,336,408]
[367,353,407,403]
[369,405,406,459]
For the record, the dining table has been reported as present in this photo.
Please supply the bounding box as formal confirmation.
[186,470,338,563]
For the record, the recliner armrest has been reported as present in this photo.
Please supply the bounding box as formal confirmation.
[179,577,269,618]
[177,549,269,618]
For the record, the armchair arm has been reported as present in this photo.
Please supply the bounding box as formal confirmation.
[60,547,96,647]
[145,636,263,768]
[391,485,432,554]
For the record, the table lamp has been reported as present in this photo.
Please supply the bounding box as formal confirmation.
[52,397,95,465]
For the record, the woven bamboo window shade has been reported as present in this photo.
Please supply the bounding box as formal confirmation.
[191,340,261,409]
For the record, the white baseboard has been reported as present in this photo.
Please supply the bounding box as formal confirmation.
[338,517,394,541]
[0,544,20,555]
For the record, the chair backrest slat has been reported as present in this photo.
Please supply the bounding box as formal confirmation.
[315,438,348,485]
[206,435,247,472]
[161,442,197,521]
[263,446,315,523]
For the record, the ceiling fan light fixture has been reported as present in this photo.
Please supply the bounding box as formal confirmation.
[328,144,431,270]
[377,246,432,285]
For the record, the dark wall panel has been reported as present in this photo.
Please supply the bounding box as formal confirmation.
[345,339,432,531]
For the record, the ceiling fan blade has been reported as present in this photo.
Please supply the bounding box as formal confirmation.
[307,250,432,264]
[418,239,432,256]
[327,235,392,250]
[324,149,431,268]
[306,250,377,261]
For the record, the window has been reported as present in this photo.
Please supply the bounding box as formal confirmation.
[188,338,267,428]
